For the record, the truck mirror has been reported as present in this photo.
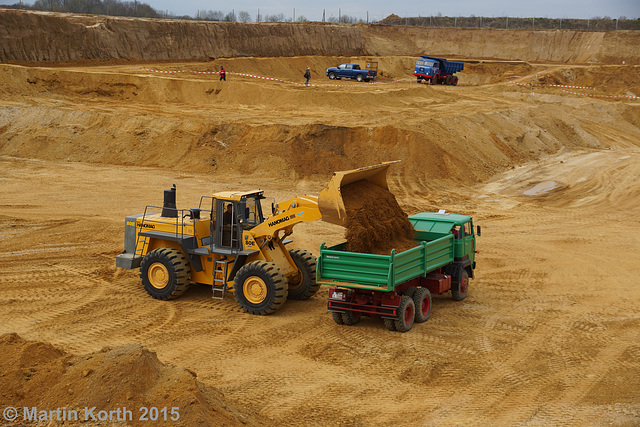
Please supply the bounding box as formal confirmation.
[477,225,482,236]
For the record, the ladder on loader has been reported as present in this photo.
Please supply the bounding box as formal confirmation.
[213,258,233,299]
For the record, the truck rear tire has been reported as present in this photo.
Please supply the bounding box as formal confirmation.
[342,311,361,325]
[452,76,459,86]
[234,261,288,315]
[331,311,345,324]
[383,318,396,331]
[356,74,364,82]
[452,269,469,301]
[140,248,191,300]
[413,288,432,323]
[445,76,453,85]
[394,295,415,332]
[287,249,319,300]
[404,286,417,299]
[328,72,336,80]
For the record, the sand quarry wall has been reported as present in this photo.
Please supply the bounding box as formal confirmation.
[1,9,639,64]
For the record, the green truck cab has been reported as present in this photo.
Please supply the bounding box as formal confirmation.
[317,210,480,332]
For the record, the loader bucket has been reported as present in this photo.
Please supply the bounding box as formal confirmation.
[318,161,400,226]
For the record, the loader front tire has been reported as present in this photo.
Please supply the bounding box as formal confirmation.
[287,249,319,300]
[140,248,191,300]
[234,261,288,315]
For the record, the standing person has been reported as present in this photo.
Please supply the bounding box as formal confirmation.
[219,66,226,81]
[304,67,311,86]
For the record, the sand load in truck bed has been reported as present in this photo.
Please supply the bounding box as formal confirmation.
[342,180,416,255]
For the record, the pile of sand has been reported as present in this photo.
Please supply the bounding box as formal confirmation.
[0,333,270,426]
[342,179,416,254]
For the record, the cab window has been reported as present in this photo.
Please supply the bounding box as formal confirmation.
[464,222,473,237]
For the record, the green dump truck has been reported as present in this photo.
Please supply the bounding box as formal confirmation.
[318,211,480,332]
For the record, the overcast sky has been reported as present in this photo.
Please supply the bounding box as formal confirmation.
[4,0,639,20]
[141,0,638,20]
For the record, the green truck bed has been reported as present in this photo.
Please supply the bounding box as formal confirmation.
[316,233,454,292]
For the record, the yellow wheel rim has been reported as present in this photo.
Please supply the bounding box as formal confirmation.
[243,276,268,304]
[148,262,169,289]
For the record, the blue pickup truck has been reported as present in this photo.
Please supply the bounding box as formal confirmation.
[326,63,377,82]
[413,56,464,85]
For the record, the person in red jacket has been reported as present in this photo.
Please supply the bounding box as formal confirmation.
[219,66,226,81]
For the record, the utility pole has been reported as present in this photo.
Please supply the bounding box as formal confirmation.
[293,8,295,22]
[339,8,341,23]
[323,9,325,22]
[257,9,259,22]
[367,11,369,24]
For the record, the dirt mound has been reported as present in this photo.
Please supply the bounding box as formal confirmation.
[0,333,269,426]
[342,179,416,254]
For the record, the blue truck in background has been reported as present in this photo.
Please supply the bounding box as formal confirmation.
[326,63,377,82]
[413,56,464,85]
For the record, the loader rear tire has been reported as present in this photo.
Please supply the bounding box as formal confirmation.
[287,249,319,300]
[140,248,190,300]
[234,261,288,315]
[451,269,469,301]
[413,288,432,323]
[394,295,415,333]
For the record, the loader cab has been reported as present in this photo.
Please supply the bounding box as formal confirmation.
[209,191,267,251]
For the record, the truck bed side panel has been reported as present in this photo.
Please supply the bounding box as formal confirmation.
[318,248,392,289]
[317,234,455,292]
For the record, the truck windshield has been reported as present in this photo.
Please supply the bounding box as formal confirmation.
[416,60,436,67]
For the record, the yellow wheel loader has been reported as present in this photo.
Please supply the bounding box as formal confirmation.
[115,162,397,315]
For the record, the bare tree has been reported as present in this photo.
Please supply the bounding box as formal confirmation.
[265,13,285,22]
[238,10,251,22]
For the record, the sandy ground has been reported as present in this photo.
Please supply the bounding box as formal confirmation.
[1,54,640,425]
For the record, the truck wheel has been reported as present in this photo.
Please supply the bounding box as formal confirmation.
[234,261,288,315]
[383,318,396,331]
[431,77,438,85]
[404,286,417,299]
[452,76,459,86]
[332,311,345,324]
[413,288,432,323]
[445,76,453,85]
[140,248,191,300]
[342,311,361,326]
[452,269,469,301]
[328,72,336,80]
[287,249,319,300]
[356,74,364,82]
[394,295,415,332]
